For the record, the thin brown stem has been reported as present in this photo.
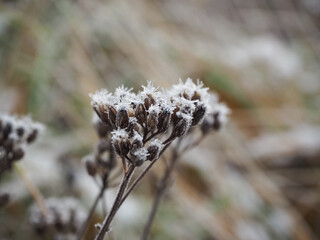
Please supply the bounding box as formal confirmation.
[119,141,173,207]
[95,165,135,240]
[14,163,49,217]
[141,139,181,240]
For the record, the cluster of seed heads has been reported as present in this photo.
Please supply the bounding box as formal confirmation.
[90,79,224,168]
[0,114,44,176]
[29,197,86,239]
[201,93,230,134]
[84,115,116,185]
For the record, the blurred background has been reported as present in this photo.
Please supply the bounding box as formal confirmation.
[1,0,320,239]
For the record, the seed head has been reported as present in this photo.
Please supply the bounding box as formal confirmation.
[116,108,129,129]
[147,139,163,161]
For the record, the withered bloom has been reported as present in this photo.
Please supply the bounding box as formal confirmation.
[0,114,44,176]
[89,79,228,169]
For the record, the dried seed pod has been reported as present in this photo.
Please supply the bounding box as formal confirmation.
[192,104,206,126]
[144,95,155,110]
[135,104,147,125]
[147,110,158,132]
[16,127,25,138]
[12,148,24,161]
[147,145,159,161]
[191,91,201,101]
[126,120,140,138]
[27,129,38,144]
[130,147,147,166]
[96,105,111,127]
[108,106,117,127]
[112,139,122,156]
[157,109,171,133]
[119,139,131,156]
[3,139,13,152]
[116,109,129,129]
[171,118,189,138]
[3,123,12,139]
[85,160,97,176]
[131,137,143,153]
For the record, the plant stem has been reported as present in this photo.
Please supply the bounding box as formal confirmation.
[14,163,49,217]
[141,140,181,240]
[119,141,172,207]
[95,165,135,240]
[76,186,106,240]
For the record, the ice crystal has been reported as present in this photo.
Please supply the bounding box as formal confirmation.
[89,78,229,168]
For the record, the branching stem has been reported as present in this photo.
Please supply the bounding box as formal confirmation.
[95,164,135,240]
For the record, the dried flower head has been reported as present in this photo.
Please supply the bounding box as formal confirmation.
[201,93,230,133]
[0,114,44,175]
[29,197,86,238]
[84,115,116,185]
[90,79,227,170]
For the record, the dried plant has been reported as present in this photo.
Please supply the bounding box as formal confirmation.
[0,114,44,176]
[0,114,44,211]
[89,78,229,240]
[76,115,117,240]
[29,197,86,240]
[141,92,230,240]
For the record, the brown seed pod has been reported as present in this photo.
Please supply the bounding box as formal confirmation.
[3,139,13,152]
[157,109,171,133]
[126,121,140,138]
[12,148,25,161]
[192,104,206,126]
[112,139,122,156]
[108,106,117,127]
[97,105,111,127]
[147,144,160,161]
[191,91,201,101]
[16,127,25,138]
[119,139,130,156]
[131,137,143,153]
[116,109,129,129]
[27,129,38,144]
[147,110,158,132]
[135,104,147,125]
[171,118,189,138]
[3,123,12,139]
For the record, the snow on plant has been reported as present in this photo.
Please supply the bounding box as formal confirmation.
[89,78,230,240]
[0,114,44,176]
[29,197,86,239]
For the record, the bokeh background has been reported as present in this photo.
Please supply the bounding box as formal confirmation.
[1,0,320,239]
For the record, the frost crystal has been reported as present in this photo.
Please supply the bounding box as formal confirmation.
[0,114,44,175]
[29,197,86,237]
[89,78,229,167]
